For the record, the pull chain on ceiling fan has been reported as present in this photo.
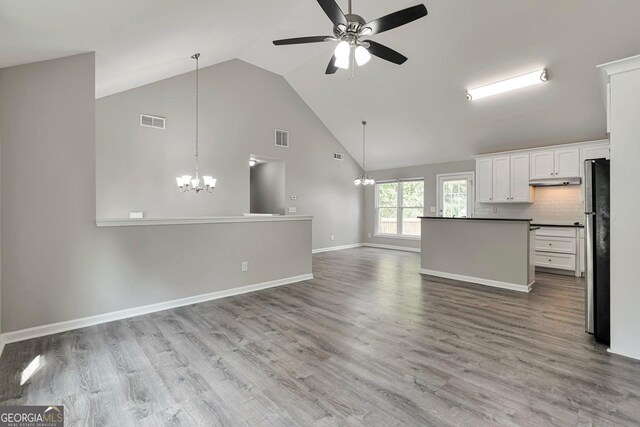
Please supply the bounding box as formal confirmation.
[273,0,428,76]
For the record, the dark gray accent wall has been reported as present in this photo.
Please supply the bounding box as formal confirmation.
[96,59,363,250]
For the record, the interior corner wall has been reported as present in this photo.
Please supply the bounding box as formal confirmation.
[250,161,285,215]
[608,68,640,360]
[0,54,313,334]
[95,59,363,250]
[363,160,476,250]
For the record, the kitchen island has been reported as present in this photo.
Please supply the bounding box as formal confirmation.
[419,217,536,292]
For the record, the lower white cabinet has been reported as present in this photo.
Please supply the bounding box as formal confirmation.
[535,227,581,277]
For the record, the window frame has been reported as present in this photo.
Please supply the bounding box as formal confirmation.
[374,178,424,240]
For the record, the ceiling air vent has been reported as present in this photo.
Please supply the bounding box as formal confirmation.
[140,114,166,129]
[275,129,289,148]
[334,152,344,161]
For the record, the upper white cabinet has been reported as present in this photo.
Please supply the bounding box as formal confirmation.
[510,154,532,202]
[476,154,532,203]
[530,151,555,179]
[530,147,580,179]
[554,148,581,178]
[492,156,511,202]
[474,140,608,204]
[476,157,493,203]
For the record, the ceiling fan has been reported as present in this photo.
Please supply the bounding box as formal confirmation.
[272,0,428,75]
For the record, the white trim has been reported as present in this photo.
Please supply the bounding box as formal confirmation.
[436,172,475,218]
[312,243,363,254]
[96,215,313,227]
[607,347,640,361]
[372,233,420,241]
[0,337,5,359]
[364,243,421,253]
[472,139,609,159]
[598,54,640,77]
[0,273,313,345]
[420,268,531,293]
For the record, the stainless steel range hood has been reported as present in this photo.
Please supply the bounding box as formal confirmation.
[529,177,582,186]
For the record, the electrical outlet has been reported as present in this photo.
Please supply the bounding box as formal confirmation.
[368,232,372,238]
[331,234,335,241]
[492,206,498,214]
[430,206,436,213]
[241,261,248,272]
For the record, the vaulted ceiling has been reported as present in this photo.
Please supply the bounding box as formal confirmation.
[2,0,640,170]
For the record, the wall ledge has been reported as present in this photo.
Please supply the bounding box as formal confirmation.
[96,215,313,227]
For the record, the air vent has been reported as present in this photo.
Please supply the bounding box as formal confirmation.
[275,129,289,148]
[334,152,344,161]
[140,114,166,129]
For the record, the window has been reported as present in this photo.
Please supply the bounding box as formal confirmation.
[436,173,474,218]
[375,179,424,238]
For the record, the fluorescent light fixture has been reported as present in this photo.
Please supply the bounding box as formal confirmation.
[466,69,548,101]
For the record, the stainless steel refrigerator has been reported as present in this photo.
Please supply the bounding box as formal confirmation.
[584,158,610,345]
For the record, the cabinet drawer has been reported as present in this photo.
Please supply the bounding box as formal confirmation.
[535,252,576,270]
[535,236,576,254]
[536,227,577,238]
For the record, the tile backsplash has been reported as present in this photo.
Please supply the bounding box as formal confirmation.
[475,186,584,224]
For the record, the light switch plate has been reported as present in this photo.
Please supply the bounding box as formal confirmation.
[129,211,144,219]
[288,207,297,213]
[241,261,248,272]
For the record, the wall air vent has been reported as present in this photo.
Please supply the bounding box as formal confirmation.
[334,152,345,161]
[140,114,166,129]
[275,129,289,148]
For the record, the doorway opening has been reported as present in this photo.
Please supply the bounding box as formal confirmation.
[249,155,285,215]
[436,172,475,218]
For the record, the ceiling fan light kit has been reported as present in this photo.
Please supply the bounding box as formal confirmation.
[273,0,428,76]
[466,69,548,101]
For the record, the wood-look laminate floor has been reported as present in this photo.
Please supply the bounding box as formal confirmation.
[1,248,640,426]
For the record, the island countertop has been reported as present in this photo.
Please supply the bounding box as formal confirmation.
[419,217,531,222]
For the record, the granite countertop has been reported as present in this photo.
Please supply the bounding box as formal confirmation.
[419,217,531,222]
[530,222,584,228]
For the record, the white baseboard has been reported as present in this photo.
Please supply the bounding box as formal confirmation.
[420,268,530,293]
[364,243,421,253]
[312,243,363,254]
[608,347,640,361]
[0,273,313,345]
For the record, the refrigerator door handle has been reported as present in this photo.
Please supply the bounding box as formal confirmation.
[585,160,594,214]
[585,211,595,334]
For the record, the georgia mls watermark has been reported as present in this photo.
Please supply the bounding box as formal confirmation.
[0,406,64,427]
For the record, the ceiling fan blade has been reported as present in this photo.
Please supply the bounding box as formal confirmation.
[326,55,338,74]
[366,41,408,65]
[364,4,428,35]
[273,36,333,46]
[317,0,347,27]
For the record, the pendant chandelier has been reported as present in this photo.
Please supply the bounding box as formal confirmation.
[354,121,375,186]
[176,53,217,193]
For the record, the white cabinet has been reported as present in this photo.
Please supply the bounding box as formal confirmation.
[582,144,610,161]
[530,147,580,179]
[492,156,511,202]
[476,158,493,203]
[554,148,581,178]
[478,154,532,203]
[510,154,531,202]
[535,227,581,277]
[530,151,555,179]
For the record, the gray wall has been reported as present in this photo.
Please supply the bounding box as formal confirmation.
[421,219,530,287]
[96,59,363,250]
[0,53,312,333]
[250,161,285,215]
[363,160,476,249]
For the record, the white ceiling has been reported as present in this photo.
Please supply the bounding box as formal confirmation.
[2,0,640,170]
